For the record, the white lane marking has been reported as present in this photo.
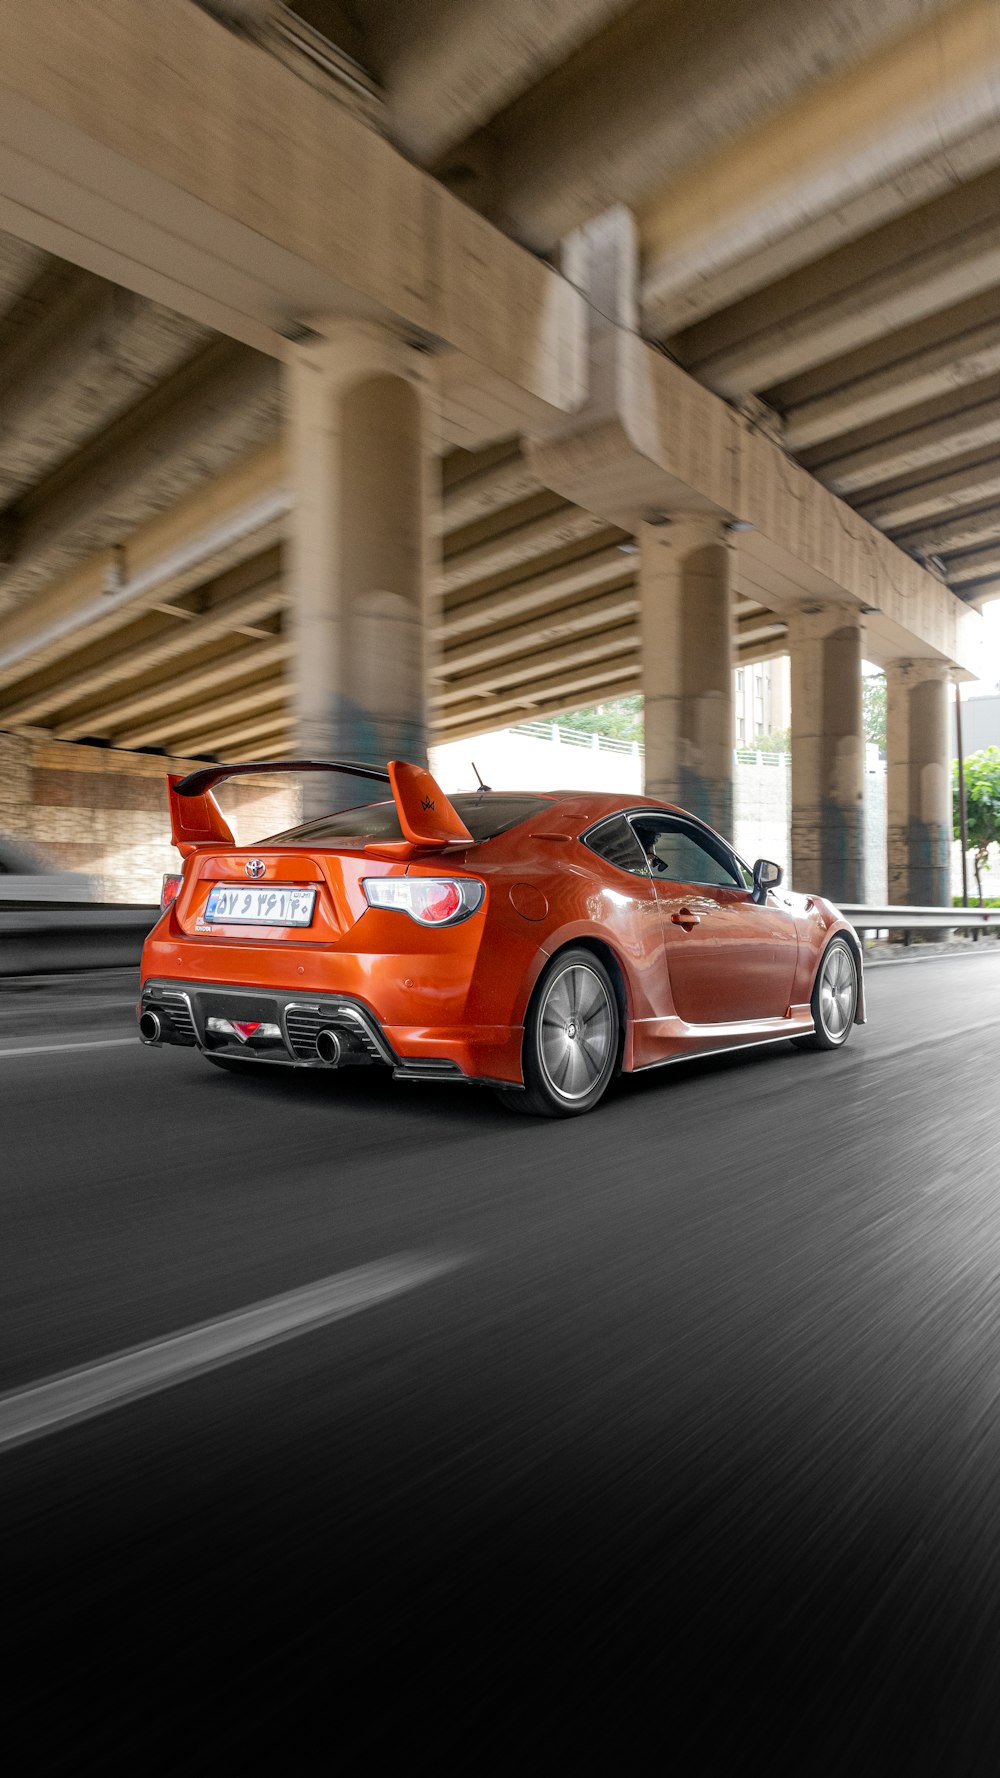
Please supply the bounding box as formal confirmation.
[0,1036,138,1059]
[0,1253,464,1453]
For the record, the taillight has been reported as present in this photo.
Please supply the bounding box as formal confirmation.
[362,876,485,926]
[161,873,183,910]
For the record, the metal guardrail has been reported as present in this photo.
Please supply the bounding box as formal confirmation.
[2,900,997,982]
[841,904,1000,933]
[0,905,157,976]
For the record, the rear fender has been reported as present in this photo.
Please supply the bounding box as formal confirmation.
[522,923,638,1068]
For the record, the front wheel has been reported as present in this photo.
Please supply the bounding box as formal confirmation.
[496,948,621,1117]
[794,938,858,1051]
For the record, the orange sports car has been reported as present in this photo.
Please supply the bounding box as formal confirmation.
[138,758,865,1117]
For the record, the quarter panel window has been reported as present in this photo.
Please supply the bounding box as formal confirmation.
[583,816,649,877]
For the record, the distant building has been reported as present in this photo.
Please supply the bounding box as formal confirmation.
[733,657,790,746]
[951,690,1000,757]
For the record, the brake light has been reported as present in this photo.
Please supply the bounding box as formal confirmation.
[160,873,183,910]
[362,876,485,926]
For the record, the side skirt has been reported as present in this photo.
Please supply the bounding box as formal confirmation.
[633,1025,815,1075]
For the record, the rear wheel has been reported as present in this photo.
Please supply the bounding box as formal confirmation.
[497,948,620,1118]
[795,938,858,1051]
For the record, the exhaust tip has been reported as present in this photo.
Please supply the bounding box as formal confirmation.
[139,1010,162,1045]
[316,1027,343,1066]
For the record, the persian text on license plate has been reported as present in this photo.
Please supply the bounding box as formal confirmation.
[204,886,317,926]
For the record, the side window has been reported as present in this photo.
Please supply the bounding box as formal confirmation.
[583,816,649,877]
[630,815,742,888]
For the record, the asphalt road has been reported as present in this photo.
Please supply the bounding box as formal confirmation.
[3,952,1000,1772]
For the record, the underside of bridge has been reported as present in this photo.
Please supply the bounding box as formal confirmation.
[0,238,788,760]
[0,0,995,901]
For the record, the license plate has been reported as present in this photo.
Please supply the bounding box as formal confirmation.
[204,885,317,926]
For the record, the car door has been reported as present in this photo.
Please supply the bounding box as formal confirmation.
[628,812,798,1024]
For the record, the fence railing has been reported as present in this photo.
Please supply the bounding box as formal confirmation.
[0,904,157,977]
[2,900,998,982]
[507,725,799,767]
[510,721,643,756]
[841,904,1000,933]
[734,748,791,767]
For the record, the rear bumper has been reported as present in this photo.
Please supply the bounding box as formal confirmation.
[138,978,522,1088]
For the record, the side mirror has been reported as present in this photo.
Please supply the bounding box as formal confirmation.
[751,858,783,904]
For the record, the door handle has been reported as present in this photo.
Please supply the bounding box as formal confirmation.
[671,908,701,928]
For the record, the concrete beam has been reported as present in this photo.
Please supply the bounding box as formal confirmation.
[857,453,1000,531]
[784,317,1000,451]
[0,0,586,411]
[432,658,641,732]
[151,677,288,750]
[374,0,636,163]
[185,710,291,756]
[682,173,1000,397]
[436,622,639,707]
[943,543,1000,585]
[440,586,640,678]
[955,575,1000,604]
[438,445,541,534]
[430,674,644,743]
[0,339,281,612]
[737,612,788,646]
[438,497,615,594]
[0,269,207,504]
[224,736,293,763]
[0,570,284,726]
[640,0,1000,333]
[529,296,981,672]
[0,441,286,697]
[0,229,42,314]
[893,506,1000,558]
[480,0,957,252]
[55,634,290,743]
[813,385,1000,495]
[443,542,635,636]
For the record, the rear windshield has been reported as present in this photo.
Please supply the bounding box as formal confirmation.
[264,793,551,847]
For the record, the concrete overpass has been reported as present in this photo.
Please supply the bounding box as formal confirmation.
[0,0,993,904]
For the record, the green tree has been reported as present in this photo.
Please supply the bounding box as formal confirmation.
[554,694,644,744]
[746,727,790,754]
[863,674,886,752]
[953,745,1000,904]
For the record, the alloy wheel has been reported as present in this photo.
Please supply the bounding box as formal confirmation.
[537,962,616,1102]
[818,943,857,1042]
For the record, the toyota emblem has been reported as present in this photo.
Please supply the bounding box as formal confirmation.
[245,858,266,879]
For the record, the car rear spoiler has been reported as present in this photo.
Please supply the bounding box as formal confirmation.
[168,758,473,856]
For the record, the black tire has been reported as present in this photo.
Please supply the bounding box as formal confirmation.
[793,937,858,1051]
[496,948,621,1118]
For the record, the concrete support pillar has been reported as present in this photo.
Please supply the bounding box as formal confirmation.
[286,321,437,809]
[787,603,865,901]
[640,515,734,836]
[885,659,952,907]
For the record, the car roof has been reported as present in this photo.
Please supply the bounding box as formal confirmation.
[463,789,677,820]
